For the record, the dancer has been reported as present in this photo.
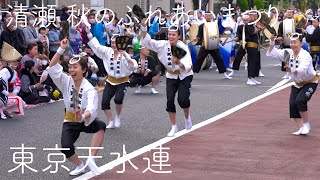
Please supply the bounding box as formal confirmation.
[304,16,320,69]
[230,14,250,76]
[86,26,138,129]
[245,12,264,85]
[140,18,193,137]
[47,39,106,176]
[0,42,24,119]
[193,11,232,79]
[130,46,160,94]
[267,33,318,135]
[277,8,297,79]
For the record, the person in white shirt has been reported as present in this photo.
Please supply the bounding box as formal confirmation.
[46,39,106,176]
[266,33,318,136]
[86,26,138,129]
[196,10,206,25]
[0,63,21,119]
[80,50,99,87]
[140,18,193,137]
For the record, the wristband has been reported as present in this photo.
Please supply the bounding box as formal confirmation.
[269,40,275,46]
[57,47,65,55]
[87,33,93,39]
[141,25,147,32]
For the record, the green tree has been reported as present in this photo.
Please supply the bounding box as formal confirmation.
[254,0,264,9]
[237,0,249,11]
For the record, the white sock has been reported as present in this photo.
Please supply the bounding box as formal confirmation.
[114,115,121,127]
[304,122,310,127]
[108,120,114,124]
[76,163,84,170]
[167,124,178,137]
[69,162,85,175]
[185,115,192,130]
[87,157,100,176]
[292,127,303,135]
[106,120,115,128]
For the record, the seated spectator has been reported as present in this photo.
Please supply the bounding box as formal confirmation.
[19,43,39,76]
[81,48,99,87]
[82,45,107,86]
[39,54,63,101]
[126,46,135,58]
[129,46,160,94]
[19,60,50,104]
[0,59,26,119]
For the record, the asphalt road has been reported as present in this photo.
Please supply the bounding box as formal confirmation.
[0,50,293,180]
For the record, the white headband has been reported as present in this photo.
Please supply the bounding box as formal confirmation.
[69,55,81,65]
[290,33,302,41]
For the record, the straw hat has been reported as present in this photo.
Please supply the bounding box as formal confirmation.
[1,42,22,61]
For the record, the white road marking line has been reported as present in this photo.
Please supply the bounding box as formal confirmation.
[266,79,291,92]
[74,82,294,180]
[158,84,273,88]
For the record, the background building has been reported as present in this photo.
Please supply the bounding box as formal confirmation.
[1,0,222,17]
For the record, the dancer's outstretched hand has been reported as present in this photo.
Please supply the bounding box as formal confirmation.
[60,38,68,49]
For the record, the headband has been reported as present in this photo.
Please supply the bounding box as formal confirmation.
[69,55,81,65]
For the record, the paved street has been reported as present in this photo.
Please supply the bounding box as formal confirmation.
[0,50,302,180]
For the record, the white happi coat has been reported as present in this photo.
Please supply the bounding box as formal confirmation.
[87,37,138,85]
[47,64,98,126]
[266,48,318,87]
[140,33,193,80]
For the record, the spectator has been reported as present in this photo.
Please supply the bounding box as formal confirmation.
[0,17,26,55]
[88,13,107,46]
[38,54,62,101]
[60,54,70,73]
[48,23,61,59]
[82,45,107,86]
[19,60,50,104]
[20,43,39,76]
[107,16,123,38]
[148,10,169,40]
[59,21,69,41]
[0,59,25,119]
[69,20,83,54]
[80,51,99,87]
[38,26,50,56]
[150,6,162,25]
[60,6,70,21]
[23,14,42,53]
[2,69,26,118]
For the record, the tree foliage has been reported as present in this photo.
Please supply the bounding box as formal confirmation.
[237,0,249,11]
